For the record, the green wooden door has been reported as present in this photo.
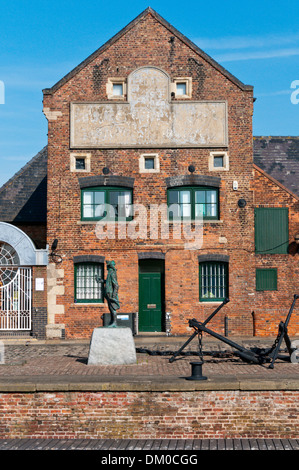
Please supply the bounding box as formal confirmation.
[139,272,162,332]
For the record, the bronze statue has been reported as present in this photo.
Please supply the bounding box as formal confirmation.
[100,260,120,327]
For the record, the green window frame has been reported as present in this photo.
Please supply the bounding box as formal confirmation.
[81,186,133,221]
[168,186,219,220]
[256,268,277,291]
[255,207,289,254]
[199,261,228,302]
[74,262,104,303]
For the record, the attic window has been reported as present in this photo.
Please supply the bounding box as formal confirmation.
[214,156,224,168]
[144,157,155,170]
[113,83,123,96]
[172,78,192,98]
[209,152,229,172]
[139,154,160,173]
[70,153,91,173]
[176,82,187,96]
[75,158,86,170]
[106,78,126,99]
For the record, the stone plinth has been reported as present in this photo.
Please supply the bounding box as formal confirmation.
[87,327,137,365]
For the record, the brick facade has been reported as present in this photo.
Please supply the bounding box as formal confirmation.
[252,165,299,336]
[0,390,298,439]
[41,8,298,339]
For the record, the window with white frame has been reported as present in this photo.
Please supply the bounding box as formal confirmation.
[167,186,219,220]
[209,152,229,171]
[70,153,91,173]
[139,154,160,173]
[74,262,104,303]
[81,186,133,221]
[106,78,126,99]
[172,78,192,99]
[199,261,228,302]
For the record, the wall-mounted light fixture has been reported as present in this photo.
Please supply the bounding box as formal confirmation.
[49,239,62,264]
[188,165,195,173]
[102,167,110,175]
[51,239,58,252]
[295,233,299,244]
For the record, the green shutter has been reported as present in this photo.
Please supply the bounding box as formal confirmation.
[255,208,289,254]
[256,268,277,291]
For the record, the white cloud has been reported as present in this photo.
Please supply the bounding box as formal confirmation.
[214,48,299,62]
[0,62,75,90]
[195,32,299,51]
[193,32,299,62]
[255,89,292,97]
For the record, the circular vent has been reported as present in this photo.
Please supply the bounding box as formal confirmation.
[0,242,19,286]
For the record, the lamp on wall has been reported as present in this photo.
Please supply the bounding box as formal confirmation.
[51,239,58,252]
[103,167,110,175]
[295,234,299,245]
[49,239,62,264]
[188,165,195,173]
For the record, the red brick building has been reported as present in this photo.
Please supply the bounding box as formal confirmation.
[0,8,298,339]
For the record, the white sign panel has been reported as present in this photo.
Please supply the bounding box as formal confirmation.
[70,67,228,148]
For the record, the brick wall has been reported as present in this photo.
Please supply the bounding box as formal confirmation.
[12,224,47,250]
[32,266,48,339]
[0,390,298,439]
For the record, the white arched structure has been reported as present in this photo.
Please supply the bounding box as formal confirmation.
[0,223,48,331]
[0,222,48,266]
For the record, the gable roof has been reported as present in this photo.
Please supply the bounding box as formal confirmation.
[43,7,253,96]
[0,146,47,224]
[253,136,299,198]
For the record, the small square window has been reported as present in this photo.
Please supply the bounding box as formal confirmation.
[144,157,155,170]
[106,78,126,99]
[209,152,229,172]
[213,156,224,168]
[139,154,160,173]
[176,82,187,96]
[70,153,91,173]
[113,83,123,96]
[172,78,192,98]
[75,158,86,170]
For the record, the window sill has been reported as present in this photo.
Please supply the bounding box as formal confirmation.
[165,220,223,224]
[71,303,105,307]
[77,219,224,225]
[77,220,130,225]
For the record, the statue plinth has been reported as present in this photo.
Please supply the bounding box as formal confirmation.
[87,327,137,365]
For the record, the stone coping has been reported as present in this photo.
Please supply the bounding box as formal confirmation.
[0,375,299,393]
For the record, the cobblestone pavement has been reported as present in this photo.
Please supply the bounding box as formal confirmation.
[0,338,298,380]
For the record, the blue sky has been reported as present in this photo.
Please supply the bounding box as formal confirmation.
[0,0,298,188]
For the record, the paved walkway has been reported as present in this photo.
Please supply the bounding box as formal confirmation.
[0,334,298,390]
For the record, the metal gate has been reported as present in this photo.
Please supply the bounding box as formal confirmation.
[0,267,32,330]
